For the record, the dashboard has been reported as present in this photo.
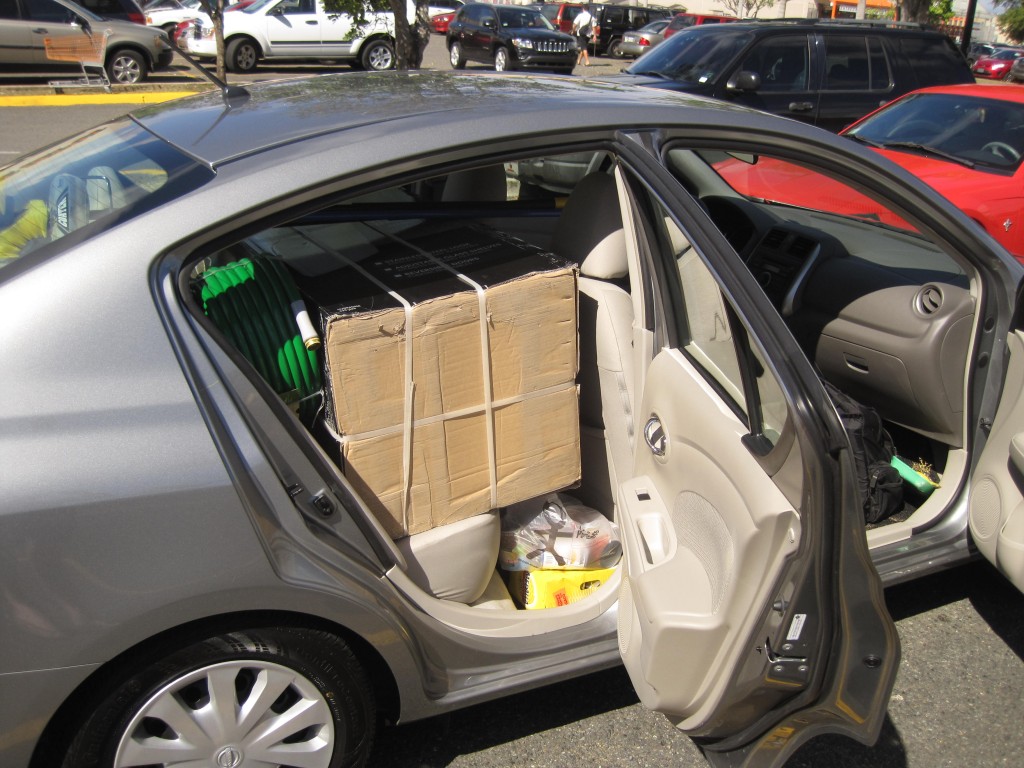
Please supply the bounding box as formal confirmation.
[701,194,975,447]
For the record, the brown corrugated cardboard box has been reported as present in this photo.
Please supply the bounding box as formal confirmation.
[297,221,580,539]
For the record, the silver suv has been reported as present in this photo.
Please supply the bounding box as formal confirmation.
[0,0,172,84]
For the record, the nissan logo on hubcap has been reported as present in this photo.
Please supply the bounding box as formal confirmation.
[215,746,243,768]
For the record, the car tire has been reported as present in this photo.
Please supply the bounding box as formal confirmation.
[105,49,147,85]
[61,627,376,768]
[608,38,624,58]
[361,38,396,71]
[450,41,466,69]
[494,46,511,72]
[226,36,260,73]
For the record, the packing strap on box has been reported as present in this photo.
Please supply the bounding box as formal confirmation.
[297,224,502,531]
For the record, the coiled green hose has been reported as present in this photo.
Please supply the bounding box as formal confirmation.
[196,254,321,423]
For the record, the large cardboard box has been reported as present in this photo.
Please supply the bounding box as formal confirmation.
[295,221,580,539]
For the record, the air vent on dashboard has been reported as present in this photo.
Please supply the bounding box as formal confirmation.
[763,228,787,248]
[915,285,944,315]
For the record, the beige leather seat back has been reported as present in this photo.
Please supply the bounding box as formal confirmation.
[552,173,635,512]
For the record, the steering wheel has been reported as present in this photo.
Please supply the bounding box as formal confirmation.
[981,141,1021,162]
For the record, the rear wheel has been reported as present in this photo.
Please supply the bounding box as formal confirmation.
[105,49,146,84]
[608,38,624,58]
[494,46,511,72]
[361,38,395,71]
[450,41,466,69]
[62,628,376,768]
[226,36,259,73]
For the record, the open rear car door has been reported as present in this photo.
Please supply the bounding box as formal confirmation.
[610,159,900,767]
[969,287,1024,594]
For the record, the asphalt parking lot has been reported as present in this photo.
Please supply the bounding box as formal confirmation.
[1,36,1022,768]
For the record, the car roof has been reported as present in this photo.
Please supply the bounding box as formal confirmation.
[902,84,1024,104]
[130,71,781,167]
[667,19,947,37]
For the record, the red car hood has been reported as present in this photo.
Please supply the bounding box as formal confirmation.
[871,147,1014,204]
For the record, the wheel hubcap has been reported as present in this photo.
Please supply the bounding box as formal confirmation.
[113,660,334,768]
[112,57,140,83]
[215,745,243,767]
[369,45,392,70]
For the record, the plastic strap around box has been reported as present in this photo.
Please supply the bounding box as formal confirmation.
[371,224,500,510]
[295,229,417,533]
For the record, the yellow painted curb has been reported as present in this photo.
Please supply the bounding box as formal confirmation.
[0,90,207,106]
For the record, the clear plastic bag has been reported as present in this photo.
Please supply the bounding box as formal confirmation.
[499,494,621,571]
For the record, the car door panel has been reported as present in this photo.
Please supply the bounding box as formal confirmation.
[619,349,801,724]
[969,328,1024,592]
[262,0,322,57]
[723,33,818,126]
[610,151,898,762]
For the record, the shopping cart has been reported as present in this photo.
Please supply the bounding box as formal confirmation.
[44,29,110,89]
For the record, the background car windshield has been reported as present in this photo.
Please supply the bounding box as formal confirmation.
[701,150,921,234]
[0,122,212,267]
[627,28,751,82]
[498,7,553,30]
[848,93,1024,171]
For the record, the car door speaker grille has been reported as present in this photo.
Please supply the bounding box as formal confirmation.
[673,491,734,614]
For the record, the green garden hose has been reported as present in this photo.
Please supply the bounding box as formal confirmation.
[196,254,321,423]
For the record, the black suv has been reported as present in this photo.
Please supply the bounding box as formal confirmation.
[590,3,671,58]
[447,3,577,74]
[603,19,973,131]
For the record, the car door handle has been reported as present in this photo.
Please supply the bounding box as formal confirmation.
[306,20,318,25]
[32,27,49,34]
[644,416,667,457]
[788,101,814,112]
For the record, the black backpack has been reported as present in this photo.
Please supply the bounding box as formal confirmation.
[823,381,903,524]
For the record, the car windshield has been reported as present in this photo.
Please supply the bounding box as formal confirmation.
[699,150,923,235]
[847,93,1024,171]
[994,49,1022,60]
[0,121,214,268]
[639,20,667,33]
[626,27,751,83]
[497,7,553,30]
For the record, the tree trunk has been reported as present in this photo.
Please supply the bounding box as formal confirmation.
[899,0,931,24]
[389,0,430,69]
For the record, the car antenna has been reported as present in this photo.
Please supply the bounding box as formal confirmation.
[170,41,250,107]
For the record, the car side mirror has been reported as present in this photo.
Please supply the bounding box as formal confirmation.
[727,70,761,92]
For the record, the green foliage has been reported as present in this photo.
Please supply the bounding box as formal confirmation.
[929,0,955,24]
[322,0,391,26]
[1000,6,1024,43]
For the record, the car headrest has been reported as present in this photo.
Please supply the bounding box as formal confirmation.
[47,174,89,241]
[552,172,627,280]
[442,165,507,202]
[86,165,127,212]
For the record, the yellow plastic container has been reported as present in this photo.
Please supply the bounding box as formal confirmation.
[509,568,615,610]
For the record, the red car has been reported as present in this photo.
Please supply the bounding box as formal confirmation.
[972,48,1024,79]
[714,84,1024,260]
[431,11,456,34]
